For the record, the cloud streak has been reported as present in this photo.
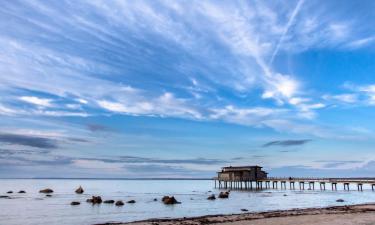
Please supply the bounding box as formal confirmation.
[0,133,58,149]
[262,139,312,147]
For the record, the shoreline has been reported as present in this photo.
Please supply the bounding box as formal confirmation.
[98,203,375,225]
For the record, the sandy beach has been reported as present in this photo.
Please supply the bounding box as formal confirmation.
[99,203,375,225]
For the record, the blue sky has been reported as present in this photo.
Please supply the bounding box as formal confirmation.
[0,0,375,178]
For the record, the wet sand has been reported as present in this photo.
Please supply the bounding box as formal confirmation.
[99,203,375,225]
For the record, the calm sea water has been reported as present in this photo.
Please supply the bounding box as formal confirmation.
[1,179,375,225]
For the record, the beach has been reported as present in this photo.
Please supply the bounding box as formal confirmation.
[103,203,375,225]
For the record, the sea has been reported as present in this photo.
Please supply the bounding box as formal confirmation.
[1,179,375,225]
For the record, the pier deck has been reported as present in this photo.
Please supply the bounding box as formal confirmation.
[214,177,375,191]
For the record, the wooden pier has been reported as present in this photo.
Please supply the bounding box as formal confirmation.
[214,177,375,191]
[215,165,375,191]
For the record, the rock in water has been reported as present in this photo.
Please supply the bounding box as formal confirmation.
[18,190,26,193]
[75,186,84,194]
[0,196,9,198]
[153,198,158,201]
[127,200,136,203]
[39,188,53,194]
[91,196,102,204]
[241,208,248,212]
[46,194,52,197]
[103,200,115,204]
[207,194,216,200]
[336,199,345,202]
[87,196,102,204]
[71,201,80,205]
[7,191,13,194]
[115,200,124,206]
[218,192,229,198]
[162,196,180,205]
[162,196,169,202]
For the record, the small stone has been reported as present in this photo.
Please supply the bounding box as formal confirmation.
[115,200,124,206]
[103,200,115,204]
[162,196,180,205]
[71,201,80,205]
[336,199,345,202]
[207,194,216,200]
[39,188,53,194]
[218,192,229,198]
[87,196,102,204]
[241,209,248,212]
[18,190,26,193]
[75,186,84,194]
[127,200,136,203]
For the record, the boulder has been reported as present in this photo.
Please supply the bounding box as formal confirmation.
[127,200,136,203]
[162,196,180,205]
[18,190,26,193]
[39,188,53,194]
[75,186,84,194]
[207,194,216,200]
[336,199,345,202]
[218,191,229,198]
[71,201,80,205]
[115,200,124,206]
[103,200,115,204]
[7,191,13,194]
[87,196,102,204]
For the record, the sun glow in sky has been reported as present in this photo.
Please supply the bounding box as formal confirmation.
[0,0,375,178]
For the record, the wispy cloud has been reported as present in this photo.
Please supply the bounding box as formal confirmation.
[262,139,312,147]
[269,0,304,65]
[19,96,53,107]
[0,133,58,149]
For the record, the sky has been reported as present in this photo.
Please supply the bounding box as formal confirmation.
[0,0,375,178]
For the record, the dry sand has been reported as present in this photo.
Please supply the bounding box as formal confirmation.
[98,203,375,225]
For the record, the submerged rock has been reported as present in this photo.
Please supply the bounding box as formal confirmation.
[18,190,26,193]
[87,196,102,204]
[39,188,53,194]
[7,191,13,194]
[218,191,229,198]
[207,194,216,200]
[71,201,80,205]
[103,200,115,204]
[127,200,136,203]
[336,199,345,202]
[75,186,84,194]
[162,196,180,205]
[115,200,124,206]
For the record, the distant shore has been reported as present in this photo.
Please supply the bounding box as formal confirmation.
[98,203,375,225]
